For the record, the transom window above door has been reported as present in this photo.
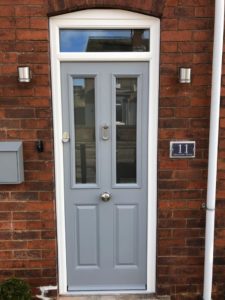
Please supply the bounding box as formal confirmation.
[59,29,150,52]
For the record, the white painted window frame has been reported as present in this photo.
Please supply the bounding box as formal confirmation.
[50,9,160,296]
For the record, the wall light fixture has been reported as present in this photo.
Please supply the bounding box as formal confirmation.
[179,67,191,83]
[18,66,32,83]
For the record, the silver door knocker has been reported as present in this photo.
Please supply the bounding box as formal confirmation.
[101,124,110,141]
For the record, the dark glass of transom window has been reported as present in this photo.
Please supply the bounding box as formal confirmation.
[60,29,150,52]
[116,78,137,184]
[73,78,96,184]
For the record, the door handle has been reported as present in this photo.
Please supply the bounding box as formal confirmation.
[62,131,70,143]
[100,192,111,202]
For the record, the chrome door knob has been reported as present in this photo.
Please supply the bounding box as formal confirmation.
[100,192,111,202]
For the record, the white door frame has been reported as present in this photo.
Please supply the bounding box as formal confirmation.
[49,9,160,295]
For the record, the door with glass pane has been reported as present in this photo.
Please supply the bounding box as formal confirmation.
[61,62,149,291]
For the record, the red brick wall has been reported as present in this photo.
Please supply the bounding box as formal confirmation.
[158,1,214,299]
[0,0,56,293]
[48,0,166,17]
[0,0,225,299]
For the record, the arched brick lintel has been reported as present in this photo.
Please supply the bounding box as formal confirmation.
[48,0,166,18]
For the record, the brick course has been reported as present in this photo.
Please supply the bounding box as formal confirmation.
[0,0,224,299]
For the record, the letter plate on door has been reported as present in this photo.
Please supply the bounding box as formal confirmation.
[101,124,110,140]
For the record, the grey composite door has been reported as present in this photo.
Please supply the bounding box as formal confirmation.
[61,62,149,291]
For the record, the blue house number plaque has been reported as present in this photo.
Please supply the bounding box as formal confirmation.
[170,141,196,158]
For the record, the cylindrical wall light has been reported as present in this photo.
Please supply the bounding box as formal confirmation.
[179,67,192,83]
[18,66,32,83]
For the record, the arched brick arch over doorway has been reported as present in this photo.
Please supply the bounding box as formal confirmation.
[48,0,166,17]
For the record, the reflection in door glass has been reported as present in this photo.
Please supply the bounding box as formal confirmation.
[116,78,137,183]
[73,78,96,183]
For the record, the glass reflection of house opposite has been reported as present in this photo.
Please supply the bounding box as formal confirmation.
[85,29,149,52]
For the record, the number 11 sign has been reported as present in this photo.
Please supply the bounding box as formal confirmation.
[170,141,196,158]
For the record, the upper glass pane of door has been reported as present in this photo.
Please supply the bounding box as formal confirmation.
[73,77,96,184]
[60,29,150,52]
[116,77,137,184]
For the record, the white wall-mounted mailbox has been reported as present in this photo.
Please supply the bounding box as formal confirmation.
[0,141,24,184]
